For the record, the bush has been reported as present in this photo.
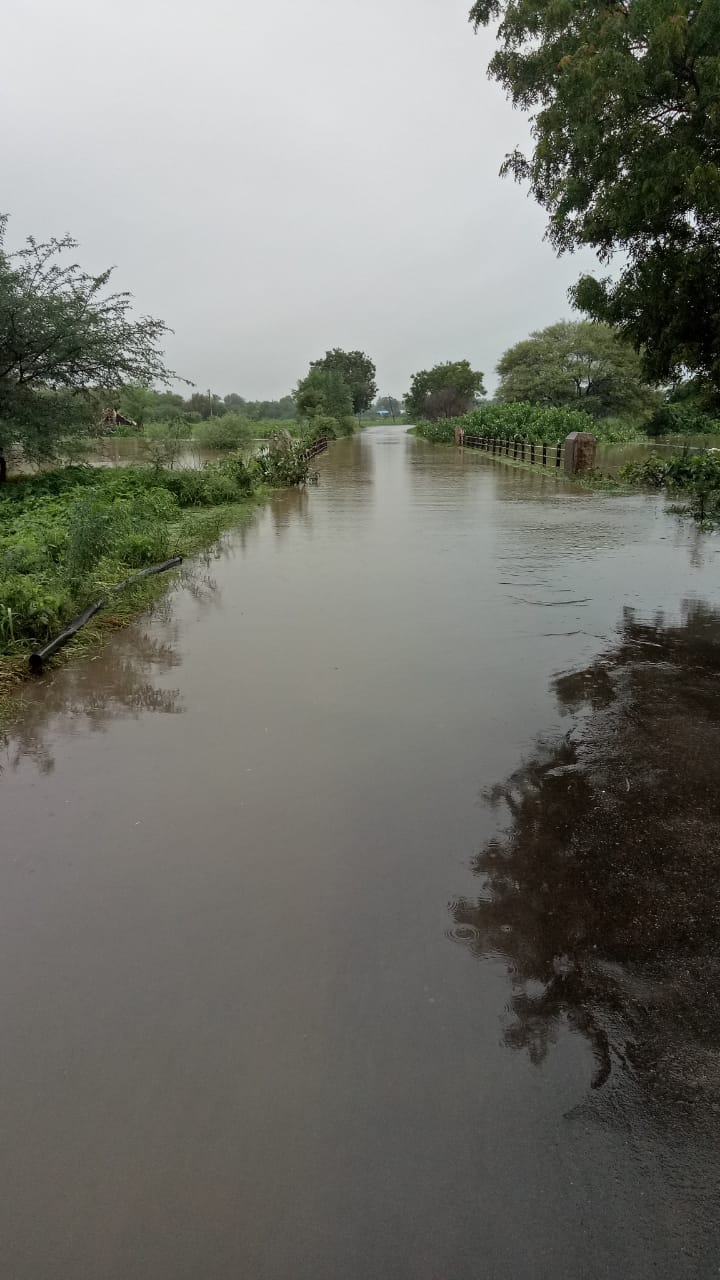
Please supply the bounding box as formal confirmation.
[647,403,720,438]
[622,451,720,522]
[254,436,311,487]
[142,419,188,469]
[305,415,342,441]
[0,575,72,643]
[193,414,255,451]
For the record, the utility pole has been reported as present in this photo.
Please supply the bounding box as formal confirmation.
[208,389,213,418]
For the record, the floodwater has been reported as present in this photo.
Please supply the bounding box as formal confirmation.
[2,426,720,1279]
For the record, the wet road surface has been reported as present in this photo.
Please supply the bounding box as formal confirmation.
[2,427,720,1278]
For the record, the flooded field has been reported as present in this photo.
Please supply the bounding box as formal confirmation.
[2,426,719,1279]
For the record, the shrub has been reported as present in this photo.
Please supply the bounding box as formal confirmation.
[647,403,720,438]
[254,437,311,487]
[142,419,188,469]
[65,491,117,580]
[193,414,255,451]
[0,574,72,644]
[622,451,720,522]
[305,415,340,441]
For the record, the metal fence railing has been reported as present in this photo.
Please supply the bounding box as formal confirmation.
[463,434,563,468]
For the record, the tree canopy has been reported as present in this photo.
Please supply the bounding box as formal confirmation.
[295,366,353,421]
[0,216,175,456]
[470,1,720,394]
[496,321,659,419]
[405,360,485,421]
[310,349,377,416]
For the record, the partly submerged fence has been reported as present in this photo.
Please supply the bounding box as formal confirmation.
[463,434,563,469]
[303,436,330,461]
[457,429,597,476]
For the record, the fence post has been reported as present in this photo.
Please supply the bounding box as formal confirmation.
[542,443,547,467]
[563,432,597,476]
[530,442,536,465]
[454,426,465,448]
[556,443,562,468]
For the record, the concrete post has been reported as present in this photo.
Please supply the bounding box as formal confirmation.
[454,426,465,447]
[563,432,597,476]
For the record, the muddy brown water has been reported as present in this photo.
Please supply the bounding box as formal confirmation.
[2,426,720,1279]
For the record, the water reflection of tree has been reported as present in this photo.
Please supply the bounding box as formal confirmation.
[452,601,720,1117]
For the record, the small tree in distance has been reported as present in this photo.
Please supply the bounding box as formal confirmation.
[404,360,485,421]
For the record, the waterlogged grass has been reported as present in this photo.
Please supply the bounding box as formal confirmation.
[0,455,305,723]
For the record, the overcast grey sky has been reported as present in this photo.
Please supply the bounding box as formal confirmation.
[3,0,596,399]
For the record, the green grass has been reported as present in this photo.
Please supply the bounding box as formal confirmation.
[0,455,303,725]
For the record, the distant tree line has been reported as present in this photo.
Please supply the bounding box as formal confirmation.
[115,385,298,428]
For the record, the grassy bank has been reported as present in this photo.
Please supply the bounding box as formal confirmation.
[0,443,313,724]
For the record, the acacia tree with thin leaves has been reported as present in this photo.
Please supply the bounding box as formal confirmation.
[0,215,178,460]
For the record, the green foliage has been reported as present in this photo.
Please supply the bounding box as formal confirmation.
[295,367,353,421]
[418,402,595,443]
[254,436,312,487]
[497,321,659,420]
[647,402,720,438]
[142,419,188,470]
[309,349,377,416]
[0,438,311,654]
[0,216,176,458]
[405,361,485,421]
[415,402,642,445]
[302,414,354,442]
[470,2,720,391]
[192,413,255,451]
[115,384,185,427]
[622,451,720,522]
[218,394,298,421]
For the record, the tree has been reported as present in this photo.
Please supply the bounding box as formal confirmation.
[470,2,720,393]
[0,216,175,458]
[404,360,485,421]
[310,349,377,416]
[185,391,221,420]
[295,367,353,421]
[496,321,659,419]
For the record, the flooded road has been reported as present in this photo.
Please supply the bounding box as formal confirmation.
[2,426,720,1279]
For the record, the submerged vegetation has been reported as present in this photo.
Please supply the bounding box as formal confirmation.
[622,452,720,525]
[0,435,318,702]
